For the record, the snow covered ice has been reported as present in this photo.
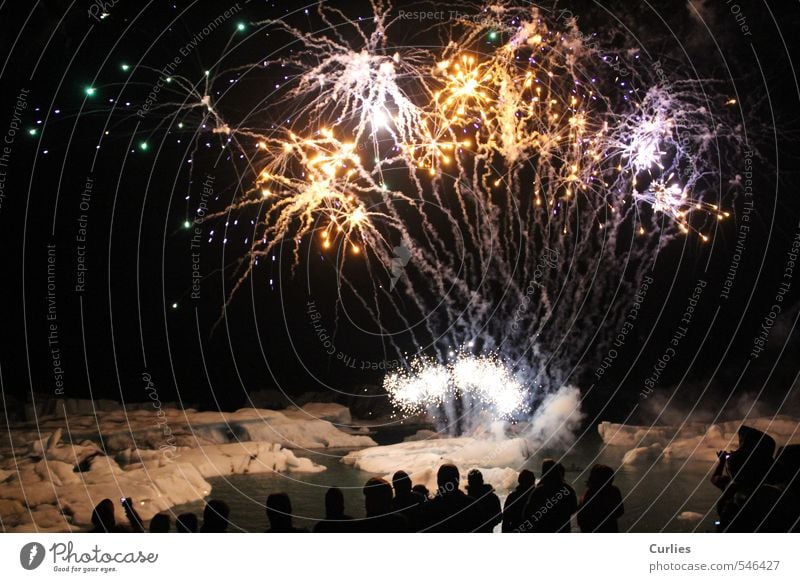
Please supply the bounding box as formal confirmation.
[0,402,375,532]
[598,416,800,464]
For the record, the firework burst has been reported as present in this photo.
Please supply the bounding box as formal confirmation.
[157,1,749,427]
[385,353,526,433]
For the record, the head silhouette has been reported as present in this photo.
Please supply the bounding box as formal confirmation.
[91,499,116,532]
[201,499,230,532]
[392,471,412,495]
[737,425,776,457]
[540,459,564,484]
[437,464,460,495]
[148,513,171,533]
[518,469,536,489]
[732,425,776,487]
[363,477,393,517]
[324,487,345,518]
[587,464,615,490]
[176,512,198,533]
[467,469,484,489]
[266,492,294,531]
[412,484,430,500]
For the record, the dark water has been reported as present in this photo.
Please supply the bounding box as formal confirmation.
[170,448,373,532]
[168,432,721,533]
[573,444,720,533]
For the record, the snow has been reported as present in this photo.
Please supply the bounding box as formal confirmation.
[287,402,353,424]
[0,433,211,532]
[149,442,326,477]
[342,436,529,494]
[599,416,800,463]
[9,406,375,453]
[1,402,373,532]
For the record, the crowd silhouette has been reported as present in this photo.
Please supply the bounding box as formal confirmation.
[87,425,800,533]
[88,459,622,533]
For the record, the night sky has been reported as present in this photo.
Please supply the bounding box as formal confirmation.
[1,0,799,424]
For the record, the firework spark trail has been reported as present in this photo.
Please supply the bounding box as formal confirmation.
[163,1,748,431]
[408,6,658,390]
[403,5,747,398]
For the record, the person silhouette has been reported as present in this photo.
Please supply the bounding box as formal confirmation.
[199,499,230,533]
[90,498,144,532]
[420,464,482,532]
[503,469,536,532]
[713,426,776,492]
[466,469,502,532]
[89,499,118,533]
[392,471,423,510]
[313,487,356,532]
[392,470,424,530]
[176,512,198,533]
[577,464,624,532]
[522,459,577,532]
[266,492,307,532]
[148,513,171,533]
[361,477,408,532]
[713,425,780,532]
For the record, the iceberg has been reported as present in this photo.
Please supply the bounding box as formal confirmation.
[599,416,800,463]
[342,436,529,494]
[1,402,374,532]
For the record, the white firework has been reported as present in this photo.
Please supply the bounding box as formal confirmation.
[385,354,526,433]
